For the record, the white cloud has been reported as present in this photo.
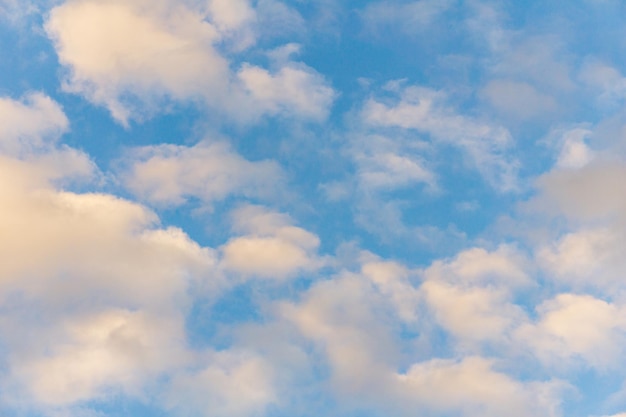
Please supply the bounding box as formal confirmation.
[220,206,321,280]
[0,93,284,415]
[237,63,335,121]
[207,0,255,33]
[45,0,334,125]
[554,128,594,169]
[420,245,530,345]
[0,182,216,311]
[361,258,420,323]
[363,85,519,191]
[165,350,276,417]
[0,93,68,155]
[516,294,626,369]
[537,228,625,292]
[281,272,400,399]
[397,356,565,417]
[422,280,524,344]
[46,0,228,125]
[14,310,189,405]
[353,134,435,191]
[122,140,284,207]
[281,257,562,417]
[424,244,531,288]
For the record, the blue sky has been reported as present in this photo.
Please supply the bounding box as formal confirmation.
[1,0,626,416]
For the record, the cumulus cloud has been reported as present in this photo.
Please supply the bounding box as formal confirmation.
[45,0,228,125]
[45,0,334,125]
[0,93,93,184]
[280,252,562,417]
[421,245,530,345]
[122,140,284,207]
[537,228,625,293]
[220,205,322,280]
[0,180,216,311]
[0,93,68,153]
[237,63,335,121]
[164,350,276,417]
[397,356,564,417]
[0,94,275,416]
[424,244,531,288]
[422,281,524,344]
[14,310,189,405]
[516,294,626,369]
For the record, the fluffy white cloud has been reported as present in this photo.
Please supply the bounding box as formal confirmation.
[420,245,532,348]
[207,0,255,33]
[397,356,564,417]
[422,281,524,344]
[237,63,335,121]
[122,140,284,206]
[553,128,594,169]
[516,294,626,369]
[420,245,529,345]
[13,310,189,405]
[424,244,531,288]
[361,258,420,323]
[46,0,229,125]
[0,94,243,413]
[538,228,625,292]
[0,93,93,185]
[281,273,400,399]
[0,182,216,311]
[45,0,334,125]
[281,254,562,417]
[220,205,321,280]
[0,93,68,154]
[164,350,276,417]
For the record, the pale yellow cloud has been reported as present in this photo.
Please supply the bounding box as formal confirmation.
[397,356,565,417]
[122,141,284,206]
[165,350,276,417]
[516,294,626,369]
[220,206,321,280]
[15,310,189,405]
[45,0,334,124]
[46,0,228,125]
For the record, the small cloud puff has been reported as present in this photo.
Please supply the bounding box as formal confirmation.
[220,205,322,280]
[122,140,284,207]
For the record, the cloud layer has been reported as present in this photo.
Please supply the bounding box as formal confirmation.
[2,1,626,417]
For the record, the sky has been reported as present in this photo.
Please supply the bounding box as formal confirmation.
[1,0,626,416]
